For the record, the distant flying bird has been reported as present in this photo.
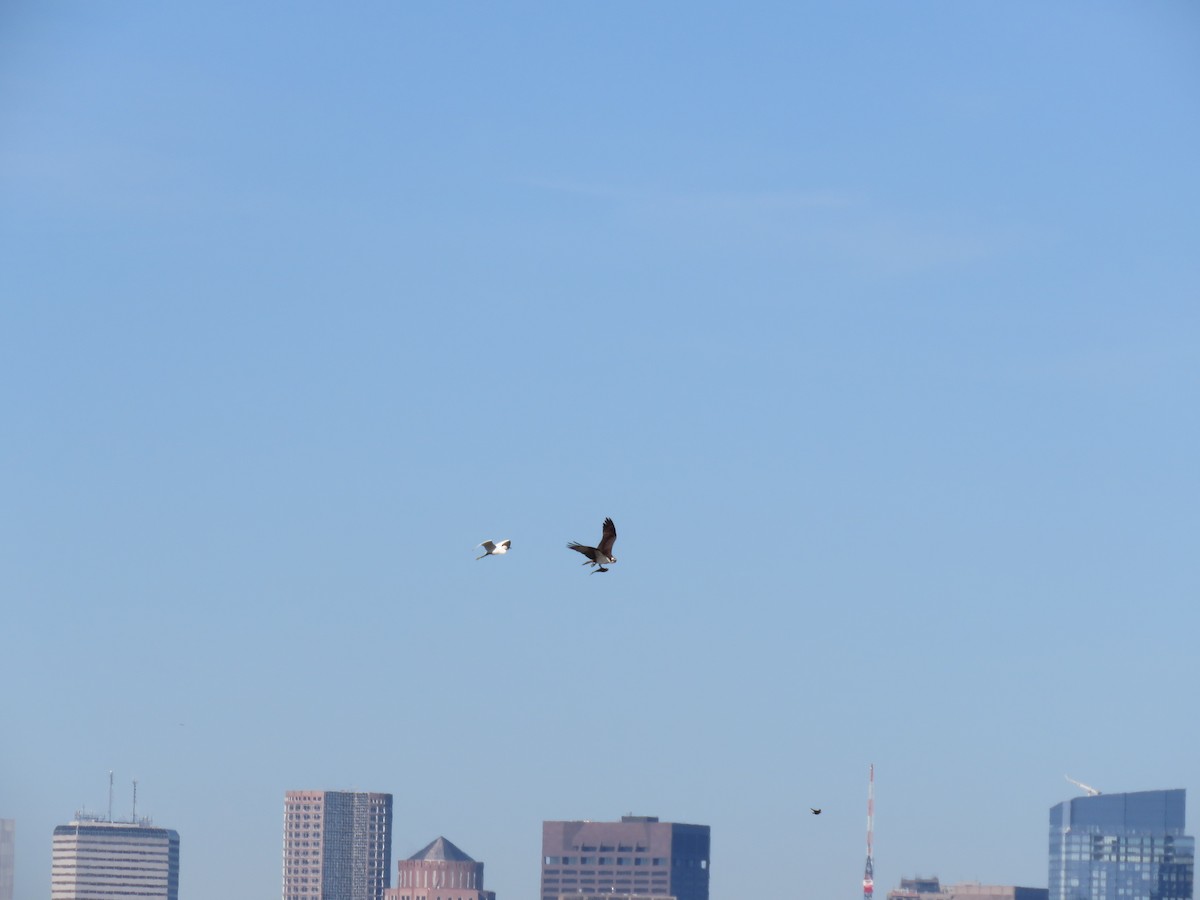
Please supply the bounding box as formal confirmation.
[567,517,618,573]
[810,808,822,815]
[476,539,512,560]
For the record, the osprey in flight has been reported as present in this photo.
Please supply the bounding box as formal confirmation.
[567,517,617,573]
[476,539,512,560]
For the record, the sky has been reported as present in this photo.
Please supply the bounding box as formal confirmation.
[1,3,1198,900]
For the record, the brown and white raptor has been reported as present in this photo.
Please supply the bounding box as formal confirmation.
[567,517,617,573]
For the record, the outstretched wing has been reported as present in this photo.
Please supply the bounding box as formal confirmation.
[597,517,617,556]
[567,541,598,561]
[498,540,511,551]
[478,540,497,553]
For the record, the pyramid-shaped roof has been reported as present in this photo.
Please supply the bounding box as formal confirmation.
[408,836,475,863]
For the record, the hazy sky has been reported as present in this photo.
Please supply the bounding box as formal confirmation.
[2,4,1198,900]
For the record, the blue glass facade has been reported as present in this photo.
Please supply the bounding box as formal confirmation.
[1049,790,1193,900]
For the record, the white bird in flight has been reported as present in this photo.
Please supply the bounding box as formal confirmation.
[476,539,511,560]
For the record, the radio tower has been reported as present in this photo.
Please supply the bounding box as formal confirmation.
[863,763,875,900]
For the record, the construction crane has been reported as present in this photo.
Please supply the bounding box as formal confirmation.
[1064,775,1102,796]
[863,764,875,900]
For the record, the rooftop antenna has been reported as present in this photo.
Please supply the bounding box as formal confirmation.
[108,771,114,822]
[132,779,138,821]
[1065,775,1102,796]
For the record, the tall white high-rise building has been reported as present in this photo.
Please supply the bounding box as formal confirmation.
[51,820,180,900]
[283,790,392,900]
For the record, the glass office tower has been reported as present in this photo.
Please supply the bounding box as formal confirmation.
[1049,790,1193,900]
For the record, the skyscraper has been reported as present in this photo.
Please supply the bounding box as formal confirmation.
[1049,789,1194,900]
[541,815,710,900]
[51,819,180,900]
[384,836,495,900]
[282,790,393,900]
[1,819,13,900]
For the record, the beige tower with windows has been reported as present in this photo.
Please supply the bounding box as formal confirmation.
[283,790,392,900]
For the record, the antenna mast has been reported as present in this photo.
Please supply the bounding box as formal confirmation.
[132,780,138,822]
[108,771,114,822]
[863,763,875,900]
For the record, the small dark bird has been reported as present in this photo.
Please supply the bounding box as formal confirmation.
[810,808,822,815]
[567,517,618,573]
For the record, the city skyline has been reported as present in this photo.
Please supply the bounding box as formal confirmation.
[3,3,1198,900]
[2,785,1193,900]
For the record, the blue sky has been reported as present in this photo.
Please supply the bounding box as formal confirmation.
[2,4,1198,900]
